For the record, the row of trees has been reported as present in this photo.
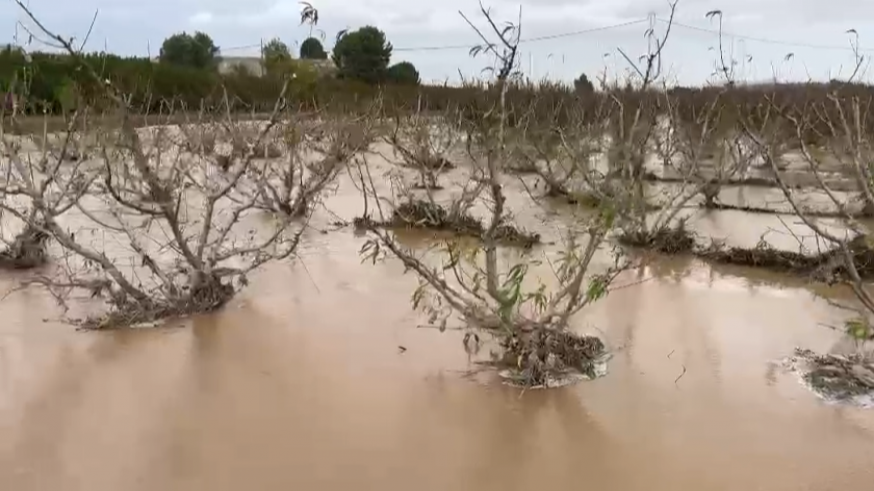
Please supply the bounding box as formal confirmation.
[3,38,871,143]
[0,40,597,118]
[0,48,426,115]
[0,24,422,113]
[156,24,419,86]
[158,31,327,68]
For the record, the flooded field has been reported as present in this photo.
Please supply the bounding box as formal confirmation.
[2,148,874,491]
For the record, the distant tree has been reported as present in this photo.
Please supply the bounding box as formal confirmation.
[574,72,594,94]
[331,26,392,84]
[262,38,294,76]
[387,61,420,85]
[300,37,327,59]
[159,31,219,70]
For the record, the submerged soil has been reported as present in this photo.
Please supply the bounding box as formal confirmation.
[2,149,874,490]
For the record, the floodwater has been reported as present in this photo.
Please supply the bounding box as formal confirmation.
[2,151,874,490]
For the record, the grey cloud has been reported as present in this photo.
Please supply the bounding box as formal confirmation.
[616,0,872,26]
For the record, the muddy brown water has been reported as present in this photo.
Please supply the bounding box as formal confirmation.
[2,154,874,490]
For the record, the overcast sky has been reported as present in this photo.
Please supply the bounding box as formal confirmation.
[3,0,874,85]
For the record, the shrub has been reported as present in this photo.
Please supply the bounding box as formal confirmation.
[331,26,392,84]
[387,61,420,86]
[300,38,327,59]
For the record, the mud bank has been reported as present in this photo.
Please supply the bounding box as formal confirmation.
[356,199,541,248]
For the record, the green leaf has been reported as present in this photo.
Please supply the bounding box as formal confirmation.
[585,275,609,303]
[845,318,871,340]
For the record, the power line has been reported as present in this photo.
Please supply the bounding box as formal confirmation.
[658,18,874,53]
[166,18,874,59]
[393,18,648,52]
[221,43,262,52]
[227,17,854,58]
[220,18,649,54]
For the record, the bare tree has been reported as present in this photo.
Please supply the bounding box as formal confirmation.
[383,105,457,191]
[354,3,626,387]
[0,4,364,328]
[555,2,696,249]
[751,93,874,395]
[509,99,603,204]
[733,26,874,397]
[246,114,373,217]
[594,3,756,252]
[654,83,752,210]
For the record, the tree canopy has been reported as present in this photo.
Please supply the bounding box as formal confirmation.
[574,73,595,94]
[262,38,293,76]
[159,32,219,70]
[300,37,327,60]
[387,61,420,85]
[331,26,392,84]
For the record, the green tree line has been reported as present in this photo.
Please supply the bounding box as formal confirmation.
[0,24,423,115]
[0,25,614,125]
[0,48,593,121]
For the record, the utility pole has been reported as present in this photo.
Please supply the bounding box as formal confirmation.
[529,52,534,82]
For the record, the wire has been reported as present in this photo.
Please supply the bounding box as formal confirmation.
[169,18,873,58]
[658,17,874,53]
[220,19,649,54]
[220,43,262,52]
[393,18,648,52]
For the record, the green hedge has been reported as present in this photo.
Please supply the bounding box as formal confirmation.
[0,49,278,113]
[0,49,602,122]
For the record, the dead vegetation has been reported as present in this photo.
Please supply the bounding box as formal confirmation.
[726,26,874,398]
[619,220,874,280]
[383,110,457,190]
[5,0,874,397]
[619,221,697,255]
[788,348,874,402]
[699,235,874,280]
[353,3,629,387]
[0,222,50,269]
[0,3,367,328]
[360,198,540,248]
[497,329,606,386]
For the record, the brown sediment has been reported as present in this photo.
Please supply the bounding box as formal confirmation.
[410,182,445,191]
[789,348,874,401]
[543,185,603,208]
[618,224,697,255]
[398,154,455,172]
[697,241,821,272]
[495,328,606,387]
[621,221,874,280]
[356,199,541,248]
[696,235,874,281]
[421,155,455,171]
[251,141,284,159]
[642,172,859,192]
[0,224,50,270]
[643,173,779,188]
[76,276,236,330]
[703,201,856,219]
[505,161,540,175]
